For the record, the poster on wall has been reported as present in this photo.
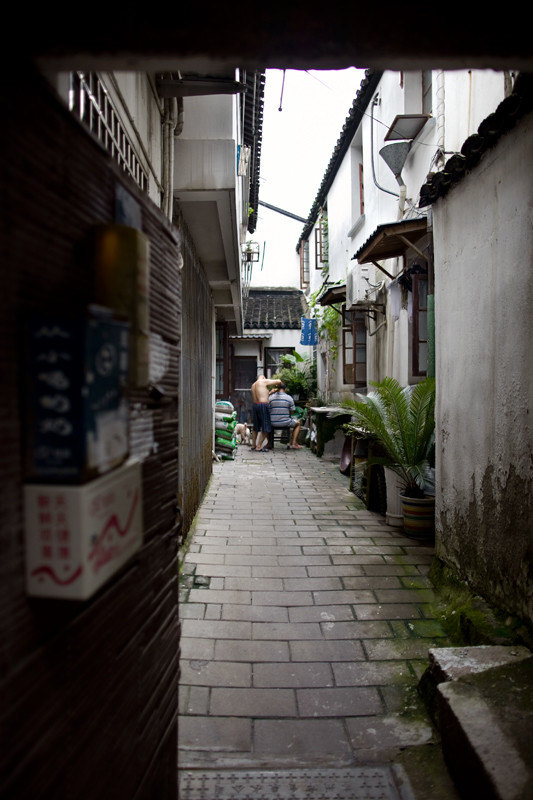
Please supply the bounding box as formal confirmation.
[24,461,143,600]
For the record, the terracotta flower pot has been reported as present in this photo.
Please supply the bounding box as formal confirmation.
[400,493,435,538]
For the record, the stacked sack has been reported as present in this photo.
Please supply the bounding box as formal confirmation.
[214,400,237,460]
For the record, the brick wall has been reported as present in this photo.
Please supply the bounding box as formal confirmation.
[0,65,181,799]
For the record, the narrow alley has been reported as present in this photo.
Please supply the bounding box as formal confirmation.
[178,446,459,800]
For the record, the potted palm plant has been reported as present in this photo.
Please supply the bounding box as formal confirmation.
[342,377,436,537]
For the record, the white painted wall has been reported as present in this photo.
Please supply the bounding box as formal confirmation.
[306,69,509,401]
[180,93,236,141]
[433,110,533,623]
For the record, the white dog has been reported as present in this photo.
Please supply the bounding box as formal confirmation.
[235,422,250,445]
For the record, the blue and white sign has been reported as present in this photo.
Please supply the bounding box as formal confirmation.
[300,317,318,346]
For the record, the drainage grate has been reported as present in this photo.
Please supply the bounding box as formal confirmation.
[179,767,415,800]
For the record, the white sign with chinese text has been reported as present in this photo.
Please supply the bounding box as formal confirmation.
[24,461,143,600]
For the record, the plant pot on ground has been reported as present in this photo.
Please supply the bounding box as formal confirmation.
[341,376,436,538]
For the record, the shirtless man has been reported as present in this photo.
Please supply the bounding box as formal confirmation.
[251,374,282,451]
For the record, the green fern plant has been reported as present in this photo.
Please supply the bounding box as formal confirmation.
[342,377,436,497]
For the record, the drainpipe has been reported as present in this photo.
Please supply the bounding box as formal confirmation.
[162,95,184,221]
[371,95,400,200]
[426,210,435,378]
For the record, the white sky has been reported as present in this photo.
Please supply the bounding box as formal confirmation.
[250,68,367,287]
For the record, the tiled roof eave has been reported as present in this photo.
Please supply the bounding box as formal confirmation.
[419,73,533,208]
[243,288,307,329]
[296,69,383,252]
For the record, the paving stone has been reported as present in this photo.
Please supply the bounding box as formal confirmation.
[312,590,377,605]
[190,564,252,577]
[215,640,291,662]
[188,589,252,606]
[253,720,353,760]
[283,577,344,591]
[182,619,252,639]
[354,604,422,620]
[221,604,289,622]
[297,687,383,717]
[342,576,402,590]
[332,660,413,686]
[252,591,314,606]
[224,578,284,591]
[179,603,206,619]
[179,715,252,752]
[210,688,297,717]
[325,537,374,547]
[180,638,216,660]
[225,555,282,566]
[253,662,334,688]
[321,620,393,640]
[346,714,434,752]
[204,604,222,620]
[333,555,386,565]
[307,565,365,577]
[186,552,226,564]
[288,605,355,623]
[181,659,252,687]
[283,556,331,565]
[290,639,366,662]
[200,544,251,554]
[179,685,210,715]
[364,639,441,661]
[252,622,324,641]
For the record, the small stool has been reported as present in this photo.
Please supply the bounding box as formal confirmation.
[270,426,292,449]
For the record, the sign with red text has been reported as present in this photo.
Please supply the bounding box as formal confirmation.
[24,461,143,600]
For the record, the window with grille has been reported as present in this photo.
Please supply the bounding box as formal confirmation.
[264,348,294,378]
[342,307,367,388]
[299,240,310,288]
[69,72,148,192]
[314,211,328,270]
[412,274,428,376]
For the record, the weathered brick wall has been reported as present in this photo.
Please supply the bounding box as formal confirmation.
[0,65,181,799]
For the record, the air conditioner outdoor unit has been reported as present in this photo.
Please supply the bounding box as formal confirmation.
[346,265,370,309]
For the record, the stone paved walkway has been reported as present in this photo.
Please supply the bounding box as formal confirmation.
[178,446,459,798]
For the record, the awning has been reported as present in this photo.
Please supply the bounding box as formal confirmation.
[353,218,428,277]
[318,284,346,307]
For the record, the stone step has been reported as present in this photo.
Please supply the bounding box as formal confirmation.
[420,646,533,800]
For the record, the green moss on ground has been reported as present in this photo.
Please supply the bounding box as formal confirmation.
[428,559,533,649]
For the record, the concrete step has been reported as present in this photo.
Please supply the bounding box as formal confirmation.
[419,646,533,800]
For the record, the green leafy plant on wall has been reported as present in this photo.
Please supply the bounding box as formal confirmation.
[307,282,343,402]
[308,286,341,361]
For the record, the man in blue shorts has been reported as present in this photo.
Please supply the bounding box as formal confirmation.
[251,374,282,451]
[268,383,302,449]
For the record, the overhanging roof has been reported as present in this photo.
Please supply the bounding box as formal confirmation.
[318,284,346,306]
[354,218,428,264]
[244,288,307,329]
